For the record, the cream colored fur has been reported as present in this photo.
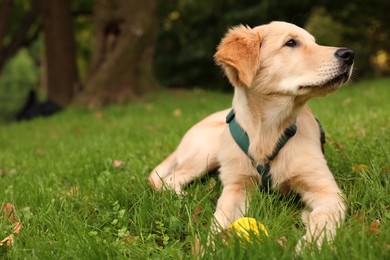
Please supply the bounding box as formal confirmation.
[148,21,353,250]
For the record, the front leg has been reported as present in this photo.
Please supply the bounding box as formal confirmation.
[211,175,258,234]
[292,165,346,250]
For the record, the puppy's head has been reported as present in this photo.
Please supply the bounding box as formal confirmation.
[215,21,354,97]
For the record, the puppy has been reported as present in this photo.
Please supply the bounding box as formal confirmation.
[148,21,354,250]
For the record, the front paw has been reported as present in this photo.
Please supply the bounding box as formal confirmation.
[295,229,330,253]
[147,174,164,191]
[296,208,340,252]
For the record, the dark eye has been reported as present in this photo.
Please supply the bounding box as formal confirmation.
[285,39,297,47]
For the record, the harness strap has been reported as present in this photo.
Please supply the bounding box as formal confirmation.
[316,118,326,154]
[226,109,297,189]
[226,109,251,155]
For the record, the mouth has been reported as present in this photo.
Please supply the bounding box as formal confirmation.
[299,69,351,90]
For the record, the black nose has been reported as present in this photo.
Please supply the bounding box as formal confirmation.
[335,48,354,66]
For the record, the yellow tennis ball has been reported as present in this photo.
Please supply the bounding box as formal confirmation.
[229,217,268,242]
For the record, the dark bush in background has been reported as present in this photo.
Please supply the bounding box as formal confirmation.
[154,0,389,89]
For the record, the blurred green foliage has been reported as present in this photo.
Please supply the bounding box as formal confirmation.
[0,48,40,121]
[154,0,389,88]
[153,0,315,89]
[73,15,94,83]
[70,0,94,82]
[1,0,36,47]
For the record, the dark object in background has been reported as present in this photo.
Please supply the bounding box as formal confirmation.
[15,90,62,121]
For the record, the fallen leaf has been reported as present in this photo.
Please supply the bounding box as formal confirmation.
[147,126,159,133]
[206,178,217,191]
[325,136,345,150]
[192,206,202,223]
[342,97,352,106]
[191,236,201,257]
[173,109,182,117]
[0,234,14,247]
[13,222,22,235]
[94,111,104,119]
[352,164,369,172]
[66,186,80,196]
[382,166,390,174]
[1,203,22,248]
[124,235,135,245]
[353,210,366,223]
[0,168,7,177]
[35,148,45,156]
[2,203,18,223]
[145,104,154,111]
[113,160,123,168]
[171,89,186,97]
[276,236,288,248]
[368,219,381,237]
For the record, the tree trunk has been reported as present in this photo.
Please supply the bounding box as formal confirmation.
[78,0,159,107]
[41,0,79,107]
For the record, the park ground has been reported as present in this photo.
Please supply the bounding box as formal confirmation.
[0,77,389,259]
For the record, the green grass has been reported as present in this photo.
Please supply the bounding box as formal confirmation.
[0,78,389,259]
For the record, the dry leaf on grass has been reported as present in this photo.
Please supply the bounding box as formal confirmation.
[382,166,390,174]
[353,211,381,238]
[206,178,217,191]
[66,185,80,196]
[173,109,182,117]
[276,236,288,248]
[342,97,352,106]
[325,136,345,150]
[353,210,366,223]
[113,160,123,168]
[192,206,202,223]
[35,148,45,156]
[123,235,135,245]
[0,168,7,177]
[0,203,22,247]
[94,111,104,119]
[145,104,154,112]
[2,203,18,222]
[12,222,21,235]
[368,219,381,237]
[0,234,14,247]
[191,235,201,257]
[352,164,369,172]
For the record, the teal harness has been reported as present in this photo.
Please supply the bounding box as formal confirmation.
[226,109,298,190]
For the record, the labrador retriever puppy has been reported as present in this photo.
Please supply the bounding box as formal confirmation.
[148,21,354,249]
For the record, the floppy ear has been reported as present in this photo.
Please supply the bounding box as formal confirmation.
[214,25,262,87]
